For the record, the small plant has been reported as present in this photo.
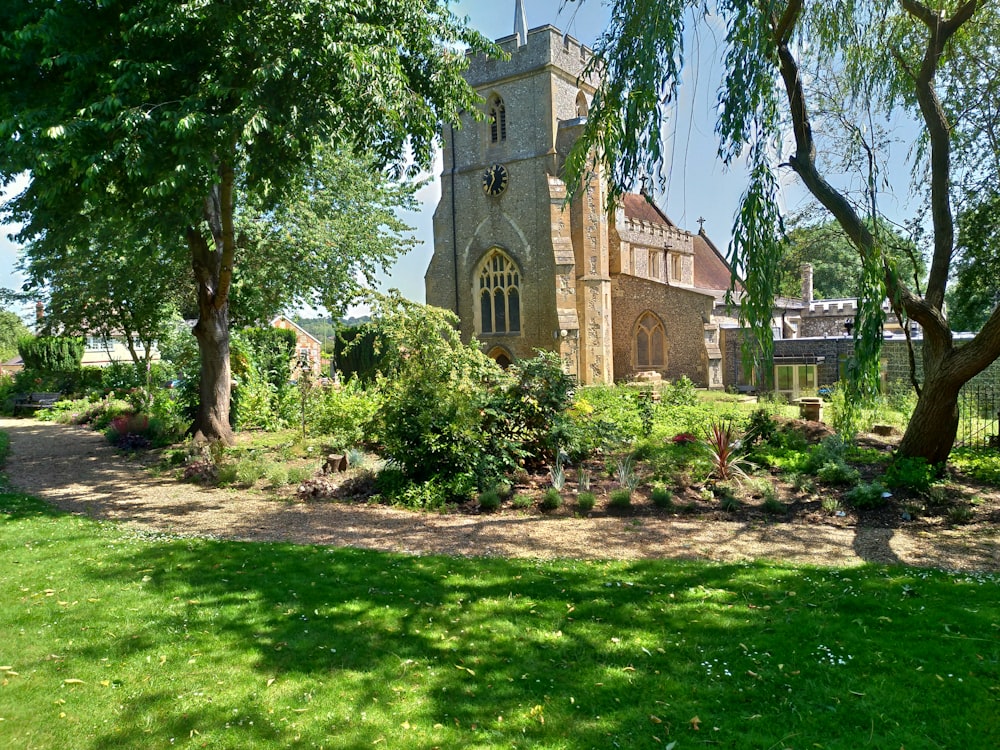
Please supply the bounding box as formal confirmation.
[478,488,501,512]
[265,464,290,488]
[650,484,674,509]
[762,496,786,514]
[719,494,740,512]
[846,481,889,509]
[671,432,698,446]
[615,454,640,491]
[288,466,315,484]
[791,472,816,495]
[884,456,938,493]
[512,493,534,510]
[576,491,596,513]
[746,476,777,503]
[947,504,975,524]
[541,488,563,510]
[821,496,842,514]
[549,454,566,492]
[702,420,754,482]
[345,447,368,469]
[234,458,267,487]
[608,488,632,509]
[743,407,778,446]
[577,468,592,493]
[816,460,860,485]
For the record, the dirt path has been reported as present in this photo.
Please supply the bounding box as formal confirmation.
[2,418,998,570]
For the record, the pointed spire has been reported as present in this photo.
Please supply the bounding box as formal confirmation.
[514,0,528,47]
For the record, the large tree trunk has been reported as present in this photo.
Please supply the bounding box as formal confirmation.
[187,164,237,445]
[192,301,233,444]
[897,373,961,465]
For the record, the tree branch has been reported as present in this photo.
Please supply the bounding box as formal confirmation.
[898,0,979,311]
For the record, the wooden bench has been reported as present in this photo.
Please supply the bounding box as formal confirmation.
[12,392,62,416]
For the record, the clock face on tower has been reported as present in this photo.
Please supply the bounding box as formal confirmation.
[482,163,509,196]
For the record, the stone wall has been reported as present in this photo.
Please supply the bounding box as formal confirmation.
[611,275,714,384]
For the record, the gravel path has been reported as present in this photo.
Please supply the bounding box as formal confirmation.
[3,418,998,570]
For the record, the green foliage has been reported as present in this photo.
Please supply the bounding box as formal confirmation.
[17,336,84,372]
[335,325,382,383]
[651,484,674,509]
[576,491,596,513]
[661,375,698,407]
[884,456,939,493]
[493,351,576,466]
[608,488,632,509]
[743,407,779,447]
[567,385,641,456]
[816,460,861,486]
[0,311,31,363]
[949,448,1000,485]
[477,489,501,512]
[777,218,925,300]
[242,327,297,394]
[511,494,534,510]
[540,488,563,511]
[846,481,889,509]
[308,379,381,451]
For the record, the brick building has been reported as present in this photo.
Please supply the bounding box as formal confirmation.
[425,9,733,386]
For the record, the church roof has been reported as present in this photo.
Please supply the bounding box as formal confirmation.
[622,192,676,227]
[693,230,739,292]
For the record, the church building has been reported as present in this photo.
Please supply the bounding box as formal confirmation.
[425,6,733,387]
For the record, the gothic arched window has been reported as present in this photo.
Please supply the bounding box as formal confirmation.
[575,91,589,117]
[477,249,521,335]
[635,312,666,368]
[488,95,507,143]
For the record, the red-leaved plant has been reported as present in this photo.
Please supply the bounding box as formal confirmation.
[702,420,754,482]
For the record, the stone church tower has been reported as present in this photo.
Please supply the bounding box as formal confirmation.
[426,5,727,387]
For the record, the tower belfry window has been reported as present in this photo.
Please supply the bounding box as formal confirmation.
[488,96,507,143]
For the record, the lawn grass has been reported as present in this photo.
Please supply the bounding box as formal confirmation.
[1,491,998,749]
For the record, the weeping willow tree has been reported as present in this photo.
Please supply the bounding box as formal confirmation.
[564,0,1000,464]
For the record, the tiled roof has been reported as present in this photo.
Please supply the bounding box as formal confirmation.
[693,231,739,292]
[622,192,675,226]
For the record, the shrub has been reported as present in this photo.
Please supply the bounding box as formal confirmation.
[884,456,938,493]
[540,488,563,510]
[821,496,842,514]
[287,466,314,484]
[478,489,501,512]
[762,497,786,514]
[719,494,740,512]
[576,491,596,513]
[743,408,778,446]
[265,464,290,488]
[816,460,860,485]
[308,379,381,449]
[846,481,888,509]
[702,420,753,481]
[650,484,674,509]
[661,375,697,406]
[608,488,632,509]
[512,494,534,510]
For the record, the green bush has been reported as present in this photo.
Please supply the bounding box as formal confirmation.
[846,481,888,509]
[884,456,938,492]
[650,484,674,509]
[18,335,84,371]
[511,494,534,510]
[540,488,563,510]
[576,491,596,513]
[816,460,860,485]
[608,488,632,509]
[478,489,501,512]
[661,375,698,406]
[308,379,381,449]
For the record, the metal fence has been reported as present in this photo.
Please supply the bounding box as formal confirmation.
[956,383,1000,448]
